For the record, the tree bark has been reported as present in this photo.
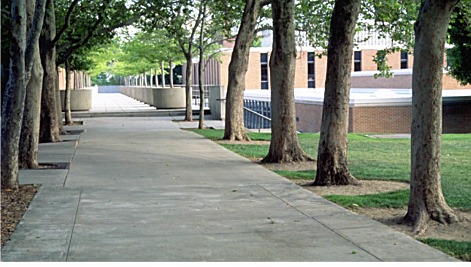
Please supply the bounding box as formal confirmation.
[19,0,47,169]
[184,56,193,121]
[161,61,166,88]
[404,0,461,235]
[39,0,61,143]
[1,0,27,190]
[20,32,43,169]
[149,69,153,87]
[313,0,360,185]
[198,4,206,129]
[144,70,147,87]
[223,0,264,141]
[169,60,174,88]
[64,59,73,125]
[262,0,311,163]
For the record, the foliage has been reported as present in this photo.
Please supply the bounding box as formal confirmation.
[54,0,143,71]
[446,2,471,85]
[296,0,418,76]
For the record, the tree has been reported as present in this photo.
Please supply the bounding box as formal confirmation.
[312,0,361,185]
[223,0,268,141]
[403,0,461,235]
[39,0,68,143]
[197,2,208,129]
[39,0,140,141]
[19,0,47,169]
[57,0,111,125]
[1,0,46,189]
[446,2,471,85]
[261,0,311,163]
[146,0,205,121]
[118,30,185,88]
[195,1,231,129]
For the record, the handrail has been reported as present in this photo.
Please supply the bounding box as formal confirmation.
[243,107,272,121]
[243,106,271,133]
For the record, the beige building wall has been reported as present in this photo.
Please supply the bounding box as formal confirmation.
[314,53,327,88]
[218,47,468,91]
[245,51,266,90]
[294,51,309,89]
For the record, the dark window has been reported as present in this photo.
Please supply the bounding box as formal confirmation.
[354,51,361,71]
[401,51,408,69]
[377,53,385,71]
[307,52,315,88]
[260,53,268,64]
[261,53,269,89]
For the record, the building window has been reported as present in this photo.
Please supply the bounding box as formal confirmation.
[307,52,315,88]
[261,53,269,89]
[401,51,408,69]
[376,51,385,71]
[354,51,361,71]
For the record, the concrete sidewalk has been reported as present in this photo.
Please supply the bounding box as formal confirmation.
[2,116,457,261]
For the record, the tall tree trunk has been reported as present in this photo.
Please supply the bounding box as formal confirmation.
[39,0,61,143]
[19,0,46,169]
[169,60,174,88]
[64,59,73,125]
[161,61,166,88]
[149,69,153,87]
[198,3,206,129]
[155,67,159,87]
[262,0,311,163]
[184,55,193,121]
[313,0,360,185]
[20,41,43,169]
[143,71,146,87]
[404,0,460,235]
[1,0,27,190]
[223,0,264,142]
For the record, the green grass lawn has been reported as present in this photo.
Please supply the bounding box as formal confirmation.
[191,129,471,260]
[191,129,471,210]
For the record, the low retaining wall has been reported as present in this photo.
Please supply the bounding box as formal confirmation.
[295,99,471,134]
[60,89,92,111]
[245,89,471,134]
[117,86,185,109]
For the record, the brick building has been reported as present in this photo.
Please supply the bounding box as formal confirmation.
[187,28,470,91]
[184,29,471,134]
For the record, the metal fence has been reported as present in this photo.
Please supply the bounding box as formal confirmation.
[191,85,210,107]
[243,99,271,130]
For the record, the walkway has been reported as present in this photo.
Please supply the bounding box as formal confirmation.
[2,93,457,261]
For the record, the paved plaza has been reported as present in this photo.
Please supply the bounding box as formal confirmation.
[1,93,457,261]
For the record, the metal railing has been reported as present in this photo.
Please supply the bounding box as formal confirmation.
[191,85,210,107]
[243,99,271,132]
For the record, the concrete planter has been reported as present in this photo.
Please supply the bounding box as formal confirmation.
[60,89,92,111]
[153,87,186,109]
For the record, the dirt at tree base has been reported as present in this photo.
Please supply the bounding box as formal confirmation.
[1,184,40,248]
[292,179,471,244]
[248,149,471,248]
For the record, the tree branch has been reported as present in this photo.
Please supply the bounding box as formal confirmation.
[25,0,47,82]
[57,1,111,65]
[260,0,272,7]
[52,0,80,46]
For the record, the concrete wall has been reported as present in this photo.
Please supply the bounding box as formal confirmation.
[351,71,471,89]
[208,86,226,120]
[60,89,92,111]
[295,100,471,134]
[118,86,185,109]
